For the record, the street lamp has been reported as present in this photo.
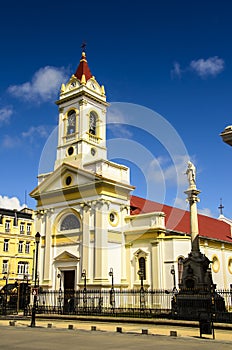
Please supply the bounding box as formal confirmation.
[24,274,29,316]
[170,265,177,293]
[109,268,115,310]
[3,273,7,315]
[81,269,87,292]
[137,269,144,291]
[30,232,40,327]
[137,269,145,310]
[81,269,87,310]
[57,273,63,314]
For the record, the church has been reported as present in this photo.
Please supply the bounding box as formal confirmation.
[30,50,232,292]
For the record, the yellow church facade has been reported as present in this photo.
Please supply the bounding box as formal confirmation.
[30,51,232,293]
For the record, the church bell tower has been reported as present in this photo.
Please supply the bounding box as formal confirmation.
[55,50,108,170]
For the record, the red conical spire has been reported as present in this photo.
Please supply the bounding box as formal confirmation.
[74,51,92,82]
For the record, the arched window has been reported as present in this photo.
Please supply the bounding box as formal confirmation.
[67,110,76,135]
[89,111,97,135]
[60,214,80,231]
[139,257,146,280]
[178,257,184,286]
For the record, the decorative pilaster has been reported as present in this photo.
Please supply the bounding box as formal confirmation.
[81,203,91,276]
[93,199,109,283]
[43,209,54,284]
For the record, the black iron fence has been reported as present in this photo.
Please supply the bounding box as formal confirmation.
[1,287,232,323]
[29,288,232,322]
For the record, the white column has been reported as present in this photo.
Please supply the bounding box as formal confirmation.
[94,200,108,283]
[81,204,90,277]
[185,188,201,252]
[43,209,53,286]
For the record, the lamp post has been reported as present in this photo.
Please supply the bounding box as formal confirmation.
[109,268,115,310]
[57,273,62,314]
[170,265,177,293]
[3,273,7,315]
[138,269,145,310]
[30,232,40,327]
[81,269,87,291]
[24,274,29,316]
[81,269,87,310]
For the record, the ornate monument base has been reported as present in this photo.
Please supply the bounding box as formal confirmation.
[173,250,226,320]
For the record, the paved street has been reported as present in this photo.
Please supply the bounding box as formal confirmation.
[0,322,231,350]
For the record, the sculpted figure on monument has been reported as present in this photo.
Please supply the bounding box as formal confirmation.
[186,161,196,187]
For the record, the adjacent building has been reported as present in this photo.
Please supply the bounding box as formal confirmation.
[0,207,35,289]
[30,51,232,292]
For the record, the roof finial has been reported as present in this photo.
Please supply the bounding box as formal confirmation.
[81,41,87,53]
[218,198,224,215]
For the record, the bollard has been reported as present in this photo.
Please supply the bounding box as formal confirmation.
[116,327,122,333]
[170,330,177,337]
[47,323,52,328]
[68,324,74,330]
[91,326,97,331]
[9,321,15,327]
[142,329,148,335]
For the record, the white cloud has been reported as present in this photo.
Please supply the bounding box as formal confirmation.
[198,207,213,217]
[190,56,224,78]
[0,195,26,210]
[0,107,13,125]
[171,62,182,79]
[146,154,190,188]
[107,107,133,137]
[2,125,51,148]
[22,125,51,143]
[8,66,68,102]
[2,135,21,148]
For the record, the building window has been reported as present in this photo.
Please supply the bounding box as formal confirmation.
[138,257,146,280]
[178,257,184,286]
[18,241,23,253]
[60,214,80,231]
[20,223,25,234]
[25,242,30,254]
[67,109,76,135]
[212,255,220,273]
[26,224,31,235]
[228,258,232,274]
[17,261,28,275]
[3,239,9,252]
[2,260,8,274]
[5,220,10,232]
[89,111,97,135]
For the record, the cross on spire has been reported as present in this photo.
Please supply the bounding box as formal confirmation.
[81,41,87,52]
[218,198,224,215]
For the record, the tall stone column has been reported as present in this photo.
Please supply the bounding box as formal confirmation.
[184,161,201,253]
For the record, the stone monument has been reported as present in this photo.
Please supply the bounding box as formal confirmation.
[173,161,225,319]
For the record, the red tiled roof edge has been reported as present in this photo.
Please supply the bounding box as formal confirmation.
[130,195,232,243]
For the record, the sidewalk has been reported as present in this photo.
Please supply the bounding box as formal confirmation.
[0,314,231,342]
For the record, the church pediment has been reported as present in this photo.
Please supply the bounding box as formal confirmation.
[54,251,80,262]
[30,162,99,198]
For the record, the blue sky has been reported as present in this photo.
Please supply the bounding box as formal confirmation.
[0,0,232,218]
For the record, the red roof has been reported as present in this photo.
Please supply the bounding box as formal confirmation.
[130,195,232,243]
[74,52,92,81]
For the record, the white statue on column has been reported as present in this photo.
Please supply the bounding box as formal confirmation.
[186,161,196,188]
